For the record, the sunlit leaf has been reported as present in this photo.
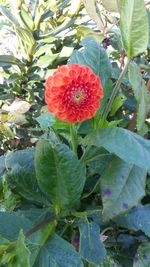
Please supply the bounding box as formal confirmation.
[120,0,148,58]
[84,127,150,170]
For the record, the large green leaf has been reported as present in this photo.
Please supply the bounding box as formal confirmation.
[133,242,150,267]
[69,38,112,88]
[0,212,32,241]
[34,234,83,267]
[79,221,106,265]
[120,0,148,58]
[115,205,150,237]
[128,62,150,134]
[84,127,150,170]
[5,149,44,203]
[35,140,86,210]
[101,157,146,221]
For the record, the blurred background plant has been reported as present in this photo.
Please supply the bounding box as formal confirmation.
[0,0,84,153]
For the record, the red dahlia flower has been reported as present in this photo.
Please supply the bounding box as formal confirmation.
[45,64,103,123]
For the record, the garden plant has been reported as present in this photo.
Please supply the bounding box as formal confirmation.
[0,0,150,266]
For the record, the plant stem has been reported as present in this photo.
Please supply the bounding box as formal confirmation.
[25,214,57,239]
[102,59,130,121]
[70,124,78,154]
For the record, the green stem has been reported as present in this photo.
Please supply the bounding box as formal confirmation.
[102,59,130,121]
[24,214,57,239]
[70,124,78,154]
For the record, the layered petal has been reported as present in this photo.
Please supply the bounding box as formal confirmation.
[45,64,104,123]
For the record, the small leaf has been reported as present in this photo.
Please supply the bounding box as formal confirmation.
[36,112,55,130]
[34,44,54,57]
[35,140,86,210]
[79,221,106,265]
[101,157,146,221]
[84,127,150,170]
[0,123,14,139]
[15,230,31,267]
[59,46,74,58]
[34,234,84,267]
[8,98,31,115]
[120,0,149,58]
[35,53,59,68]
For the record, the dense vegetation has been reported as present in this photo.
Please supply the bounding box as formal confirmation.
[0,0,150,266]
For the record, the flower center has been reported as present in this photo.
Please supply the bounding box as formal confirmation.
[74,89,85,103]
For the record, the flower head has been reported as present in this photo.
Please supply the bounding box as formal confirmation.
[45,64,103,123]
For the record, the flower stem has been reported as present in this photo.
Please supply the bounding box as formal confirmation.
[70,124,78,154]
[102,59,130,121]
